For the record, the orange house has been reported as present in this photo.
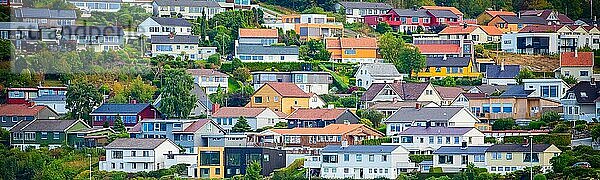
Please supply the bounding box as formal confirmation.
[325,37,378,63]
[476,10,516,25]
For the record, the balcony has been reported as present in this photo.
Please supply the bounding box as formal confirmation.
[123,156,154,162]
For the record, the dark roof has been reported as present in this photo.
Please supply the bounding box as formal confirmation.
[151,35,199,44]
[398,127,475,135]
[61,25,124,36]
[564,81,600,104]
[391,9,430,18]
[150,17,192,27]
[519,10,573,24]
[91,103,151,114]
[0,22,38,30]
[474,84,509,95]
[11,119,85,132]
[32,95,66,101]
[338,1,392,9]
[427,10,459,18]
[236,45,299,55]
[500,85,534,98]
[385,107,465,123]
[322,145,401,153]
[192,83,212,109]
[486,64,520,79]
[13,8,76,19]
[426,57,470,67]
[154,0,220,7]
[486,144,553,152]
[357,63,401,77]
[434,146,490,155]
[360,82,430,101]
[498,15,547,24]
[105,138,178,149]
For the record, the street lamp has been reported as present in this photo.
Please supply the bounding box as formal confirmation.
[529,135,533,180]
[87,153,92,180]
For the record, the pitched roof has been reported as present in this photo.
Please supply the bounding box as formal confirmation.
[360,82,430,101]
[434,146,490,154]
[486,144,553,152]
[399,127,475,135]
[391,9,430,18]
[269,124,381,135]
[181,119,212,132]
[500,85,534,98]
[153,0,220,7]
[385,107,465,123]
[338,1,392,9]
[560,52,594,67]
[150,17,192,27]
[326,38,377,49]
[439,26,479,34]
[421,6,463,15]
[13,8,76,19]
[497,15,547,24]
[415,44,461,54]
[0,104,51,116]
[357,63,401,77]
[323,145,400,153]
[212,107,268,118]
[263,82,311,98]
[238,28,278,38]
[486,64,520,79]
[186,69,228,76]
[11,119,85,132]
[150,35,199,44]
[61,25,124,36]
[473,84,509,95]
[435,86,463,99]
[286,108,349,120]
[426,57,470,67]
[519,10,573,24]
[518,25,563,33]
[105,138,177,149]
[462,93,488,99]
[369,101,435,109]
[236,45,299,55]
[427,10,459,18]
[91,103,151,114]
[565,81,600,103]
[480,26,503,36]
[484,10,516,17]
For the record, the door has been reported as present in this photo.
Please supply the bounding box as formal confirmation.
[200,168,210,178]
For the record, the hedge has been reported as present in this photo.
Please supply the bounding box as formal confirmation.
[502,133,571,147]
[362,137,391,145]
[409,154,433,163]
[220,62,315,73]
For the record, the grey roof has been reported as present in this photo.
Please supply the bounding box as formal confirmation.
[500,85,534,98]
[486,144,553,152]
[358,63,401,77]
[13,8,76,19]
[61,25,124,36]
[338,1,392,10]
[486,65,520,79]
[398,127,474,135]
[427,10,459,18]
[563,81,600,104]
[322,145,400,153]
[150,17,192,27]
[154,0,220,7]
[192,83,212,110]
[0,22,38,30]
[91,103,151,114]
[426,57,470,67]
[434,146,490,154]
[69,0,122,2]
[32,95,67,101]
[151,35,199,44]
[105,138,177,149]
[392,9,430,18]
[473,84,509,95]
[11,119,84,132]
[385,107,464,123]
[498,15,547,24]
[236,45,299,55]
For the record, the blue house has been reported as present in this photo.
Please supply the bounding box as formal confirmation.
[90,103,161,128]
[128,119,225,153]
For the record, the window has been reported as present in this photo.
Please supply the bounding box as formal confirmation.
[506,153,512,160]
[445,137,451,144]
[356,154,362,162]
[144,163,149,169]
[382,155,387,162]
[454,137,460,144]
[429,136,434,144]
[254,96,263,103]
[200,151,221,166]
[112,151,123,159]
[437,136,442,144]
[580,70,589,77]
[41,132,48,139]
[53,132,59,140]
[461,155,468,165]
[503,103,513,113]
[344,168,349,173]
[344,154,349,161]
[132,151,136,157]
[156,45,172,51]
[274,96,279,102]
[438,155,453,164]
[523,153,539,162]
[474,154,485,162]
[132,163,137,169]
[401,136,413,143]
[323,155,338,163]
[541,86,558,98]
[344,49,356,55]
[369,154,374,162]
[143,151,149,157]
[215,168,221,175]
[492,103,502,113]
[491,167,496,171]
[492,152,502,160]
[173,123,182,128]
[412,17,418,23]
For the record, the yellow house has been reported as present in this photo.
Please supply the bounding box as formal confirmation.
[325,37,378,63]
[476,10,516,25]
[197,147,225,179]
[487,15,547,33]
[414,57,481,81]
[485,144,561,174]
[246,82,311,115]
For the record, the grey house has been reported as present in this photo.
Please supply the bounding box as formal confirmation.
[128,119,225,153]
[61,25,124,52]
[286,108,360,128]
[12,8,76,28]
[561,81,600,122]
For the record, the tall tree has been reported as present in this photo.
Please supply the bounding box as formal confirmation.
[379,32,425,77]
[299,39,331,61]
[110,76,157,103]
[113,116,126,133]
[159,69,197,118]
[66,82,103,125]
[244,161,263,180]
[232,116,252,132]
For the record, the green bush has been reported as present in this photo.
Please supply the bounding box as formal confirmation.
[429,167,443,173]
[484,137,497,144]
[362,137,391,145]
[409,155,433,163]
[220,62,310,73]
[502,134,571,147]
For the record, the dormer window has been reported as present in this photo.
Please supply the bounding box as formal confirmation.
[567,93,575,99]
[581,92,587,98]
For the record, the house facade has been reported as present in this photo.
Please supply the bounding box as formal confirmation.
[234,28,301,62]
[476,10,516,25]
[264,14,344,40]
[187,69,229,94]
[413,39,474,58]
[364,6,463,32]
[222,147,287,178]
[0,104,60,129]
[360,82,443,108]
[151,35,200,60]
[128,119,225,153]
[335,1,391,23]
[433,145,490,172]
[453,93,561,122]
[561,81,600,122]
[6,86,67,104]
[384,106,480,135]
[521,79,569,101]
[247,82,312,115]
[152,0,224,20]
[12,8,77,28]
[286,108,360,128]
[211,107,285,131]
[251,71,333,95]
[354,63,404,90]
[502,25,600,54]
[483,64,520,85]
[325,37,379,63]
[438,26,502,44]
[9,119,90,149]
[558,51,594,81]
[61,25,124,52]
[99,138,182,173]
[485,144,561,174]
[137,17,192,37]
[68,0,122,12]
[388,127,485,154]
[415,57,481,81]
[90,103,160,128]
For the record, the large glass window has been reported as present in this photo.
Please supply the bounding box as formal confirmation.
[200,151,221,166]
[474,154,485,162]
[400,136,413,143]
[523,153,539,162]
[227,154,241,166]
[482,104,490,113]
[438,155,453,164]
[503,103,513,113]
[156,45,172,51]
[323,155,338,163]
[112,151,123,159]
[492,104,502,113]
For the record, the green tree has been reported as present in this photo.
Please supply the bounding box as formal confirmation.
[375,22,393,34]
[359,109,385,127]
[232,67,251,84]
[533,174,547,180]
[232,116,252,132]
[516,68,535,84]
[206,53,221,66]
[113,116,126,133]
[159,69,197,118]
[492,118,516,130]
[561,75,578,84]
[111,76,157,103]
[66,82,103,125]
[244,161,263,180]
[540,111,560,122]
[379,32,425,76]
[528,120,547,130]
[553,123,570,133]
[592,125,600,142]
[299,39,331,61]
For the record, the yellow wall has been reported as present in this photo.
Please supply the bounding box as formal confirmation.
[487,18,523,33]
[476,13,493,25]
[197,147,225,179]
[414,62,481,79]
[329,48,377,59]
[281,97,309,115]
[249,85,310,115]
[485,147,561,168]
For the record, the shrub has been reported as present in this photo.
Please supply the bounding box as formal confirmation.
[362,137,391,145]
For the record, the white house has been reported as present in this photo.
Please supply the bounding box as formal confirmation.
[305,145,416,179]
[483,63,520,86]
[557,51,594,81]
[384,106,480,135]
[99,138,181,173]
[521,78,569,101]
[32,95,67,115]
[360,82,443,108]
[68,0,122,12]
[309,93,327,108]
[186,69,228,94]
[151,35,200,60]
[138,17,192,37]
[152,0,224,20]
[433,145,490,172]
[355,63,403,90]
[387,127,486,154]
[211,107,285,131]
[335,1,392,23]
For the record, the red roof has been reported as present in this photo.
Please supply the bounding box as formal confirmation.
[561,52,594,67]
[421,6,463,15]
[265,82,311,98]
[480,26,503,36]
[439,26,479,35]
[181,119,212,132]
[286,108,348,120]
[238,28,278,38]
[0,104,48,116]
[484,10,516,17]
[435,87,463,99]
[212,107,268,118]
[415,44,461,54]
[518,25,563,33]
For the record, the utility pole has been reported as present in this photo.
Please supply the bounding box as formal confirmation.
[87,153,92,180]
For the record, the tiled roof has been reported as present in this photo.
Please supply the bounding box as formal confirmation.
[264,82,311,98]
[360,82,429,101]
[560,52,594,67]
[150,17,192,27]
[105,138,177,149]
[486,144,553,152]
[151,35,199,44]
[338,1,392,9]
[427,10,459,18]
[154,0,220,7]
[484,10,516,17]
[11,119,85,132]
[0,104,49,116]
[326,38,377,48]
[61,25,124,36]
[398,127,475,135]
[462,93,488,99]
[385,107,465,123]
[181,119,211,132]
[435,86,463,99]
[391,9,430,18]
[519,10,573,24]
[286,108,348,120]
[480,26,503,36]
[497,15,547,24]
[236,45,299,55]
[425,57,470,67]
[186,69,228,76]
[434,146,490,154]
[357,63,401,77]
[212,107,267,118]
[565,81,600,103]
[486,64,520,79]
[415,44,461,54]
[238,28,278,38]
[91,103,151,114]
[439,26,479,34]
[269,124,380,135]
[323,145,400,153]
[421,6,463,15]
[518,25,563,33]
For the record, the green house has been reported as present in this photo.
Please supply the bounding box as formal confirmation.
[9,119,113,150]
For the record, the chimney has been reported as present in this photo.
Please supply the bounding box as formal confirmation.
[500,60,505,71]
[463,23,467,29]
[461,142,468,149]
[415,103,421,110]
[212,103,221,113]
[130,99,137,104]
[575,48,578,58]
